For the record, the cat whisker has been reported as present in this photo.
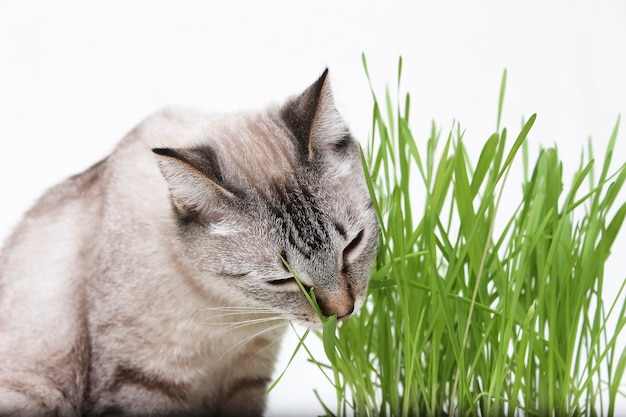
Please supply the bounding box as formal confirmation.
[198,306,278,313]
[251,329,286,358]
[215,321,288,363]
[208,316,285,336]
[203,310,279,321]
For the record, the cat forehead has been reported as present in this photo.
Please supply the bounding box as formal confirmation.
[152,69,363,227]
[208,110,298,188]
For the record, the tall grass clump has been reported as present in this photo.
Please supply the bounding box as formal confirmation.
[294,56,626,417]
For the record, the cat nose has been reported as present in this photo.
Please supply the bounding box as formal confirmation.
[317,290,355,320]
[337,303,354,320]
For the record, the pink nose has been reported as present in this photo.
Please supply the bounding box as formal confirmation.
[316,293,355,319]
[337,304,354,320]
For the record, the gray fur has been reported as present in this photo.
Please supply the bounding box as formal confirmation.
[0,70,378,416]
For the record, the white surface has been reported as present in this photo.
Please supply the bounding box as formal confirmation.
[1,1,625,415]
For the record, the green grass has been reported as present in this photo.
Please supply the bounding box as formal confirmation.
[274,56,626,417]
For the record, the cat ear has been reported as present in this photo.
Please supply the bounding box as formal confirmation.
[152,146,236,223]
[281,69,351,162]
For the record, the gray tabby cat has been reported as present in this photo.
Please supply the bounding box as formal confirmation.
[0,70,378,416]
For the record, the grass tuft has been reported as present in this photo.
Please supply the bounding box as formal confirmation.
[287,56,626,417]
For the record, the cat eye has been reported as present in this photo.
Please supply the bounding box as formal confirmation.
[271,250,299,287]
[267,277,313,296]
[267,277,297,286]
[341,229,365,274]
[343,229,364,259]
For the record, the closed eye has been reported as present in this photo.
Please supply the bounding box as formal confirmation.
[267,277,312,293]
[268,277,297,285]
[273,250,297,287]
[275,249,312,291]
[343,230,364,259]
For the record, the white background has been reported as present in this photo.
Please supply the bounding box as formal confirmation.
[1,1,625,416]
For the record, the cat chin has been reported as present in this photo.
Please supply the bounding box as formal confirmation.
[290,310,359,330]
[292,318,325,330]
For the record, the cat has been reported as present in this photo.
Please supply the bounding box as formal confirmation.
[0,69,379,416]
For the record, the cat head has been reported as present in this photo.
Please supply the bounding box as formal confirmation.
[152,70,378,324]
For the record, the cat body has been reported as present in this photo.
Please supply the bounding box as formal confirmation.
[0,71,378,416]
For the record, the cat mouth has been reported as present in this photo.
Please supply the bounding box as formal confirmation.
[296,298,360,327]
[294,310,353,329]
